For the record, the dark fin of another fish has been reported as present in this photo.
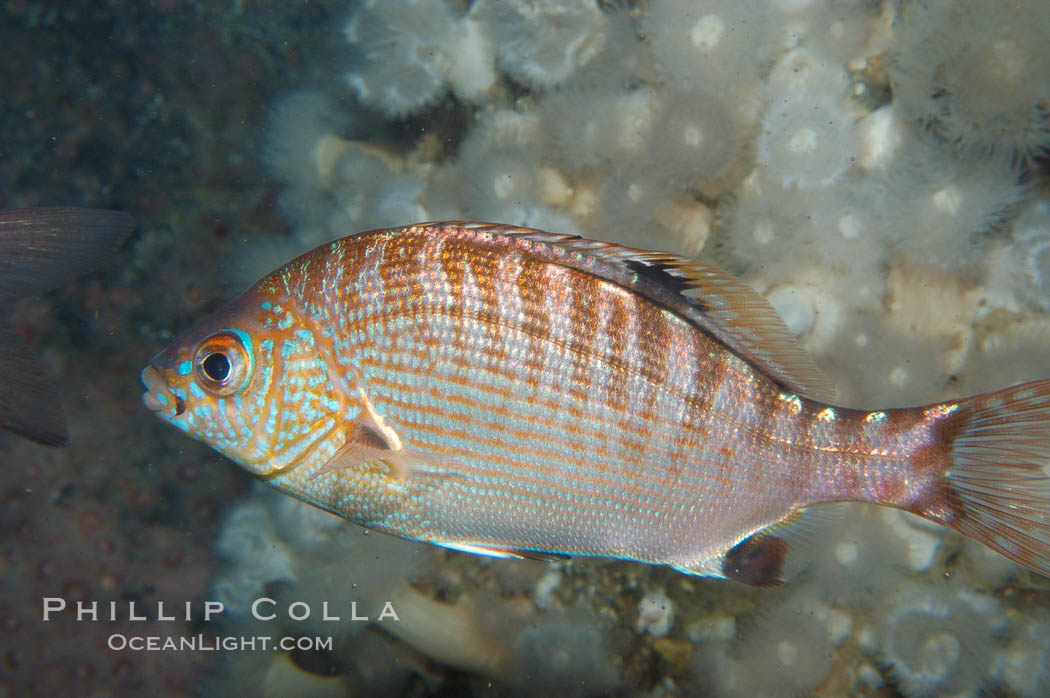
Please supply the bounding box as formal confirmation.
[0,208,134,302]
[0,207,135,446]
[910,378,1050,577]
[722,532,790,587]
[451,222,837,403]
[0,324,68,446]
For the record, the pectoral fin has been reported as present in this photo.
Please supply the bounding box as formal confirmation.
[312,422,466,483]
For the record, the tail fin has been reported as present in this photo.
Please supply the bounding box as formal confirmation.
[921,379,1050,577]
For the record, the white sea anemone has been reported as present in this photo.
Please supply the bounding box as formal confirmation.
[472,0,610,90]
[798,503,922,601]
[718,171,816,275]
[211,488,431,631]
[765,47,851,99]
[540,85,659,175]
[592,166,673,248]
[507,610,618,696]
[445,18,498,103]
[890,0,1050,166]
[775,0,880,65]
[643,0,776,91]
[818,314,954,407]
[1002,611,1050,697]
[958,303,1050,398]
[561,9,653,91]
[877,585,1004,697]
[719,171,883,286]
[878,509,944,574]
[317,146,426,237]
[761,267,852,354]
[1001,199,1050,312]
[645,89,740,187]
[757,90,859,190]
[424,124,582,234]
[271,489,348,547]
[856,105,905,172]
[260,90,368,245]
[700,599,836,697]
[636,592,674,638]
[877,140,1028,271]
[460,146,542,214]
[766,285,816,337]
[264,91,348,191]
[344,0,456,116]
[212,494,296,612]
[345,0,496,116]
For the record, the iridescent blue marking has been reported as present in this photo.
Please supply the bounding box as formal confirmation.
[223,328,255,391]
[178,360,193,376]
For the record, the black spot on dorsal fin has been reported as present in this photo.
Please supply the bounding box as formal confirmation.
[722,533,791,587]
[623,258,696,301]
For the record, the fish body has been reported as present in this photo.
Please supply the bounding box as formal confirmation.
[1,207,134,446]
[142,223,1050,584]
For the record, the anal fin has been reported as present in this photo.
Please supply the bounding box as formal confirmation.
[722,533,790,587]
[716,506,838,587]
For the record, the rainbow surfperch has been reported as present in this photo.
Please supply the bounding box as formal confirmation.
[142,223,1050,585]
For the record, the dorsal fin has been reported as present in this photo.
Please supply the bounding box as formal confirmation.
[443,222,837,403]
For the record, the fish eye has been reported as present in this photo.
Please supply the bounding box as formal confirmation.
[201,352,231,383]
[193,332,250,396]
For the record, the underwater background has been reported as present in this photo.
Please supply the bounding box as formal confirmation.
[2,1,1049,696]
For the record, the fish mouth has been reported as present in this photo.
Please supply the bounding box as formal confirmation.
[141,365,183,416]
